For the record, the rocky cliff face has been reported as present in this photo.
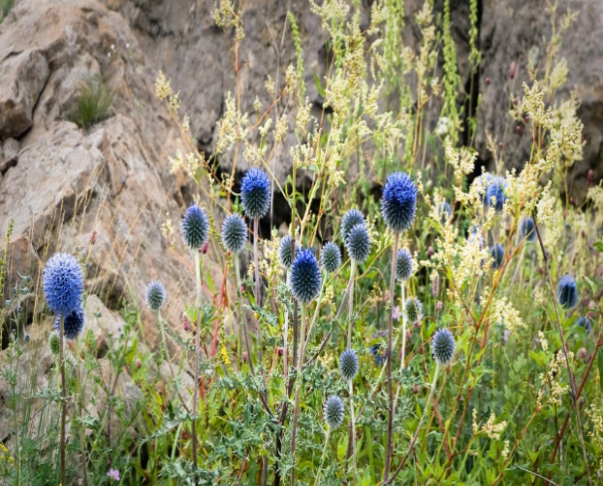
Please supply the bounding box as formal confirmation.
[0,0,601,343]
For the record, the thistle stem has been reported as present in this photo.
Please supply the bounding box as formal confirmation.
[253,218,267,382]
[348,380,357,480]
[290,303,306,486]
[192,249,202,481]
[347,260,356,348]
[59,314,67,486]
[313,426,331,486]
[384,232,399,481]
[393,282,406,414]
[283,270,290,381]
[303,274,326,354]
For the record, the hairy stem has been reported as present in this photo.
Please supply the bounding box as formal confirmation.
[313,427,331,486]
[59,314,67,486]
[347,260,357,348]
[290,303,306,486]
[192,249,201,482]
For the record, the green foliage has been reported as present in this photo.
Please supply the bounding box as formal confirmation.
[66,76,115,130]
[0,0,14,25]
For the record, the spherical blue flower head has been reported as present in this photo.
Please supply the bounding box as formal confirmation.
[43,253,84,316]
[489,244,505,270]
[321,242,341,273]
[324,395,344,429]
[345,223,371,263]
[241,167,271,220]
[182,204,209,249]
[396,248,414,282]
[520,217,536,242]
[279,235,300,269]
[404,297,422,324]
[54,305,85,340]
[557,274,578,309]
[432,328,455,365]
[437,201,452,224]
[221,214,248,253]
[340,348,359,381]
[290,247,322,303]
[484,176,507,212]
[577,316,592,334]
[341,209,365,241]
[381,172,417,233]
[146,281,166,311]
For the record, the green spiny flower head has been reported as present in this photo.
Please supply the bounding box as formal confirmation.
[324,395,344,429]
[404,297,422,324]
[146,281,166,311]
[49,331,60,355]
[321,242,341,273]
[339,348,359,381]
[279,235,298,269]
[241,167,271,220]
[432,328,455,365]
[341,209,365,241]
[381,172,417,233]
[221,214,248,253]
[182,204,209,249]
[345,224,371,263]
[396,248,414,282]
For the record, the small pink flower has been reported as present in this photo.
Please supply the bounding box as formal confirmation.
[436,301,443,311]
[107,468,120,481]
[392,305,401,321]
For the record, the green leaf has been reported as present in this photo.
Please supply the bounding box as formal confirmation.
[594,241,603,252]
[313,71,326,98]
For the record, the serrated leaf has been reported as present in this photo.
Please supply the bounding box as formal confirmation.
[594,241,603,252]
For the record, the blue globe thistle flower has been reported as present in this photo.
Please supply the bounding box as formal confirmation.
[381,172,417,233]
[432,328,455,365]
[396,248,414,282]
[43,253,84,316]
[520,217,536,242]
[241,167,271,220]
[339,348,359,381]
[489,244,505,270]
[341,209,365,241]
[468,225,484,249]
[221,214,247,253]
[404,297,422,324]
[54,305,85,340]
[182,204,209,249]
[369,330,387,367]
[437,201,452,224]
[345,224,371,263]
[558,274,578,309]
[577,316,592,334]
[324,395,344,429]
[146,281,166,311]
[321,242,341,273]
[484,176,507,212]
[290,248,322,303]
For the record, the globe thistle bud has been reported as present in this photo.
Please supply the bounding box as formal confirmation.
[182,204,209,250]
[484,176,507,212]
[339,348,359,381]
[241,167,271,220]
[404,297,422,324]
[341,209,365,241]
[437,201,452,224]
[221,214,248,253]
[321,242,341,273]
[577,316,592,334]
[146,281,166,311]
[54,305,85,340]
[381,172,417,233]
[324,395,344,429]
[345,224,371,263]
[520,217,536,242]
[43,253,84,316]
[290,248,322,303]
[431,272,440,297]
[395,248,414,282]
[558,275,578,309]
[24,333,30,342]
[279,235,298,268]
[49,331,60,355]
[432,328,455,365]
[489,244,505,270]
